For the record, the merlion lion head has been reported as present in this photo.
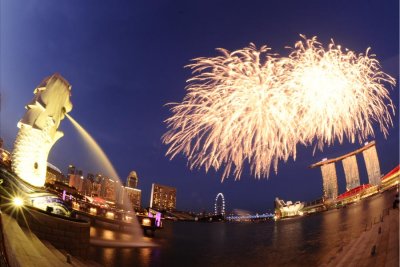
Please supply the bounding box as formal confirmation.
[20,73,73,140]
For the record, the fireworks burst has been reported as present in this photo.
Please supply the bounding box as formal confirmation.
[163,36,396,180]
[285,36,395,150]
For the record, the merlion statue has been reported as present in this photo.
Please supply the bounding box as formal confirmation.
[12,73,72,187]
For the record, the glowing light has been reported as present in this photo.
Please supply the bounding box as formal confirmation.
[106,211,115,219]
[214,193,226,215]
[89,207,97,215]
[13,197,24,207]
[142,218,151,226]
[72,202,80,210]
[163,36,395,180]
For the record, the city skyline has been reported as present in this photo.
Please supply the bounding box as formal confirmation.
[0,0,398,212]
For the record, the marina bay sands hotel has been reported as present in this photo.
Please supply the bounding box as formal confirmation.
[310,141,381,200]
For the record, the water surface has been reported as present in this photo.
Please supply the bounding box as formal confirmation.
[89,189,397,266]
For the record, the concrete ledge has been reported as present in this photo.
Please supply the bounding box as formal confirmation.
[11,206,90,258]
[1,212,70,267]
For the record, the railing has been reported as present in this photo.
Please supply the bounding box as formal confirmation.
[226,213,274,221]
[364,206,392,232]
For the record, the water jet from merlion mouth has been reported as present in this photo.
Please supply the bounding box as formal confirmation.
[65,114,143,237]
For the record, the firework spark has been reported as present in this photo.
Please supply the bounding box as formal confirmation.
[285,36,395,150]
[163,36,396,180]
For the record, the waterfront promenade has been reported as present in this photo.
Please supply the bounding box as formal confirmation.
[323,206,399,267]
[0,188,398,266]
[0,212,100,267]
[89,188,398,266]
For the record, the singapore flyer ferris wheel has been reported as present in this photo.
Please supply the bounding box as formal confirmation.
[214,193,225,215]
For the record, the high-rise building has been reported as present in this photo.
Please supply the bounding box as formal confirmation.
[101,178,116,202]
[362,145,381,185]
[321,163,338,200]
[69,173,84,192]
[342,155,360,191]
[150,183,176,211]
[95,174,103,183]
[115,183,125,205]
[311,141,380,200]
[126,171,139,188]
[124,187,142,211]
[92,181,102,197]
[67,164,76,175]
[81,178,93,196]
[87,173,95,182]
[45,162,64,185]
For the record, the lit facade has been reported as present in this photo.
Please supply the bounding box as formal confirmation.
[115,183,125,205]
[87,173,95,182]
[81,178,93,196]
[342,155,360,191]
[45,162,64,185]
[126,171,139,188]
[311,141,381,200]
[150,183,176,211]
[125,186,142,211]
[101,178,116,202]
[69,174,84,192]
[321,163,338,200]
[363,145,381,185]
[67,164,76,175]
[91,181,102,197]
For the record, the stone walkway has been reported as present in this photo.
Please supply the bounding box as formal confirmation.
[322,207,399,267]
[1,212,100,267]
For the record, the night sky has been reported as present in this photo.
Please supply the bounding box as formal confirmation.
[1,0,398,213]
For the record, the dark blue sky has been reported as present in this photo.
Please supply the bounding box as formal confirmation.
[1,0,398,213]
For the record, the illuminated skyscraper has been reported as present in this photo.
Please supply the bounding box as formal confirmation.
[101,178,116,202]
[87,173,95,183]
[342,155,360,191]
[362,145,381,185]
[81,178,93,196]
[124,187,142,211]
[311,141,381,200]
[321,163,338,200]
[91,181,102,197]
[67,164,76,175]
[126,171,139,188]
[150,183,176,211]
[45,162,63,185]
[69,173,84,192]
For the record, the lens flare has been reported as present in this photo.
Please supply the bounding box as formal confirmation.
[163,36,396,180]
[12,197,24,207]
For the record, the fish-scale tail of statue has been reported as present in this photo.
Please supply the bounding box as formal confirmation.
[11,74,72,187]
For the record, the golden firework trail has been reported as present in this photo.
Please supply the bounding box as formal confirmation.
[163,36,396,181]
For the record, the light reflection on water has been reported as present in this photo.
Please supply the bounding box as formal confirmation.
[89,189,397,267]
